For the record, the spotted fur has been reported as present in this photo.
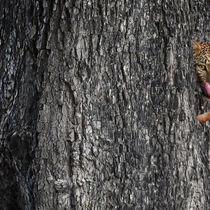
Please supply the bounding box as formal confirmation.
[193,41,210,85]
[193,41,210,122]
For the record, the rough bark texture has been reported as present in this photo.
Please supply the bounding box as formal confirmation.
[0,0,209,210]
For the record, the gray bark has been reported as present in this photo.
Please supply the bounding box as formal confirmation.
[0,0,209,209]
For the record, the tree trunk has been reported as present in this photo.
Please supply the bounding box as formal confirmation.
[0,0,209,209]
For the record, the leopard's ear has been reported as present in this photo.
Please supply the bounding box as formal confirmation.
[193,40,201,55]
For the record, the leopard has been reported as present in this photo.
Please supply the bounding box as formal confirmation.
[193,40,210,122]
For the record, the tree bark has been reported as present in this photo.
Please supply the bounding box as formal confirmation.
[0,0,209,209]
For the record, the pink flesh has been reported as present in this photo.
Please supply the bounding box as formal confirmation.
[204,82,210,97]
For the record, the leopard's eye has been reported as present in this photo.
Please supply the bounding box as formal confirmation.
[198,64,207,71]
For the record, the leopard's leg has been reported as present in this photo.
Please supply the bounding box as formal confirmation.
[197,111,210,123]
